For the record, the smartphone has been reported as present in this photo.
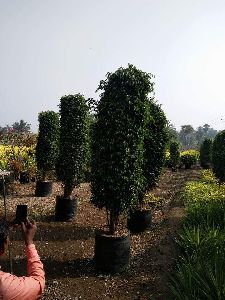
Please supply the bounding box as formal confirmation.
[15,205,27,224]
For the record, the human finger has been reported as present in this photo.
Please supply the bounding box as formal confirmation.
[21,222,26,232]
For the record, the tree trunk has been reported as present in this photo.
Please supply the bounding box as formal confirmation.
[109,210,119,235]
[64,185,73,199]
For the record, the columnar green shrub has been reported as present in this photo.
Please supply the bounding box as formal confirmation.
[143,100,168,189]
[212,130,225,182]
[200,138,212,169]
[57,94,89,198]
[36,111,59,181]
[91,64,153,234]
[169,141,180,169]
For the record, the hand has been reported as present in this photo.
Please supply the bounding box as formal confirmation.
[21,218,37,246]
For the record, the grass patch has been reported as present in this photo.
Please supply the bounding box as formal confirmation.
[170,170,225,299]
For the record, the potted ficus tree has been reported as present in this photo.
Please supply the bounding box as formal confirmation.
[127,99,168,233]
[35,111,60,197]
[212,130,225,183]
[169,140,180,171]
[55,94,88,221]
[200,138,212,169]
[91,64,151,273]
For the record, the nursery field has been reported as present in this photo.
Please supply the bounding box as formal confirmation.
[0,168,201,300]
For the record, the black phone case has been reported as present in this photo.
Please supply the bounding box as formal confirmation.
[15,205,27,224]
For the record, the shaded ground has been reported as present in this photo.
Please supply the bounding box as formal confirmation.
[0,168,201,300]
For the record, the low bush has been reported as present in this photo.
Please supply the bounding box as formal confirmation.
[180,150,199,169]
[170,170,225,299]
[0,145,36,179]
[182,180,225,229]
[164,150,170,167]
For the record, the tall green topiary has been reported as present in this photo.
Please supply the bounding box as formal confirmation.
[91,64,153,234]
[36,111,60,181]
[200,138,212,169]
[212,130,225,182]
[143,100,168,190]
[169,141,180,169]
[57,94,89,198]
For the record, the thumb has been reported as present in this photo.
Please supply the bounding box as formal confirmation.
[21,222,26,232]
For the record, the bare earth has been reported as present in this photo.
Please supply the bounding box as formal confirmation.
[0,168,201,300]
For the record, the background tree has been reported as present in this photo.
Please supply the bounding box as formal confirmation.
[196,124,217,146]
[212,130,225,182]
[91,64,153,234]
[179,125,195,149]
[166,123,179,146]
[12,119,31,133]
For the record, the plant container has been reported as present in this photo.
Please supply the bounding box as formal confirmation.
[127,209,152,233]
[55,195,77,221]
[19,172,30,184]
[35,181,53,197]
[94,230,130,273]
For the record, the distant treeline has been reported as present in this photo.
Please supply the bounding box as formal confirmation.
[168,123,218,150]
[0,119,31,134]
[0,119,219,150]
[0,120,36,146]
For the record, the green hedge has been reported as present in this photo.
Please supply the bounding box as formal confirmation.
[212,130,225,182]
[170,170,225,299]
[36,111,60,181]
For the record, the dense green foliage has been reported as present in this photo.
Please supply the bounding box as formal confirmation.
[91,64,153,234]
[170,170,225,299]
[169,141,180,169]
[36,111,59,181]
[212,130,225,182]
[200,138,212,169]
[143,100,168,190]
[57,94,89,198]
[180,150,199,169]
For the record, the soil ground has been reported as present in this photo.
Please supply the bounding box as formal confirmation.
[0,168,201,300]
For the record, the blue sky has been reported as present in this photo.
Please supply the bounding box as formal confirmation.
[0,0,225,132]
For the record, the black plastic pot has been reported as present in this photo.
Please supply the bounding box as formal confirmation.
[0,171,14,195]
[19,172,30,184]
[127,209,152,233]
[184,164,192,169]
[94,231,130,273]
[55,196,77,221]
[35,181,53,197]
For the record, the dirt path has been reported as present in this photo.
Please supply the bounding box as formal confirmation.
[0,168,201,300]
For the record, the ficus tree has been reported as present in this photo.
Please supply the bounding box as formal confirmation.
[212,130,225,183]
[91,64,154,234]
[36,111,60,181]
[169,140,180,170]
[200,138,212,169]
[143,99,168,192]
[56,94,89,198]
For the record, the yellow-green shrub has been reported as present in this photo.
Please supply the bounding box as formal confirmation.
[180,150,199,169]
[0,145,36,177]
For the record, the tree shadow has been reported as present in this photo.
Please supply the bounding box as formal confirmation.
[1,256,96,278]
[127,231,177,300]
[10,224,95,242]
